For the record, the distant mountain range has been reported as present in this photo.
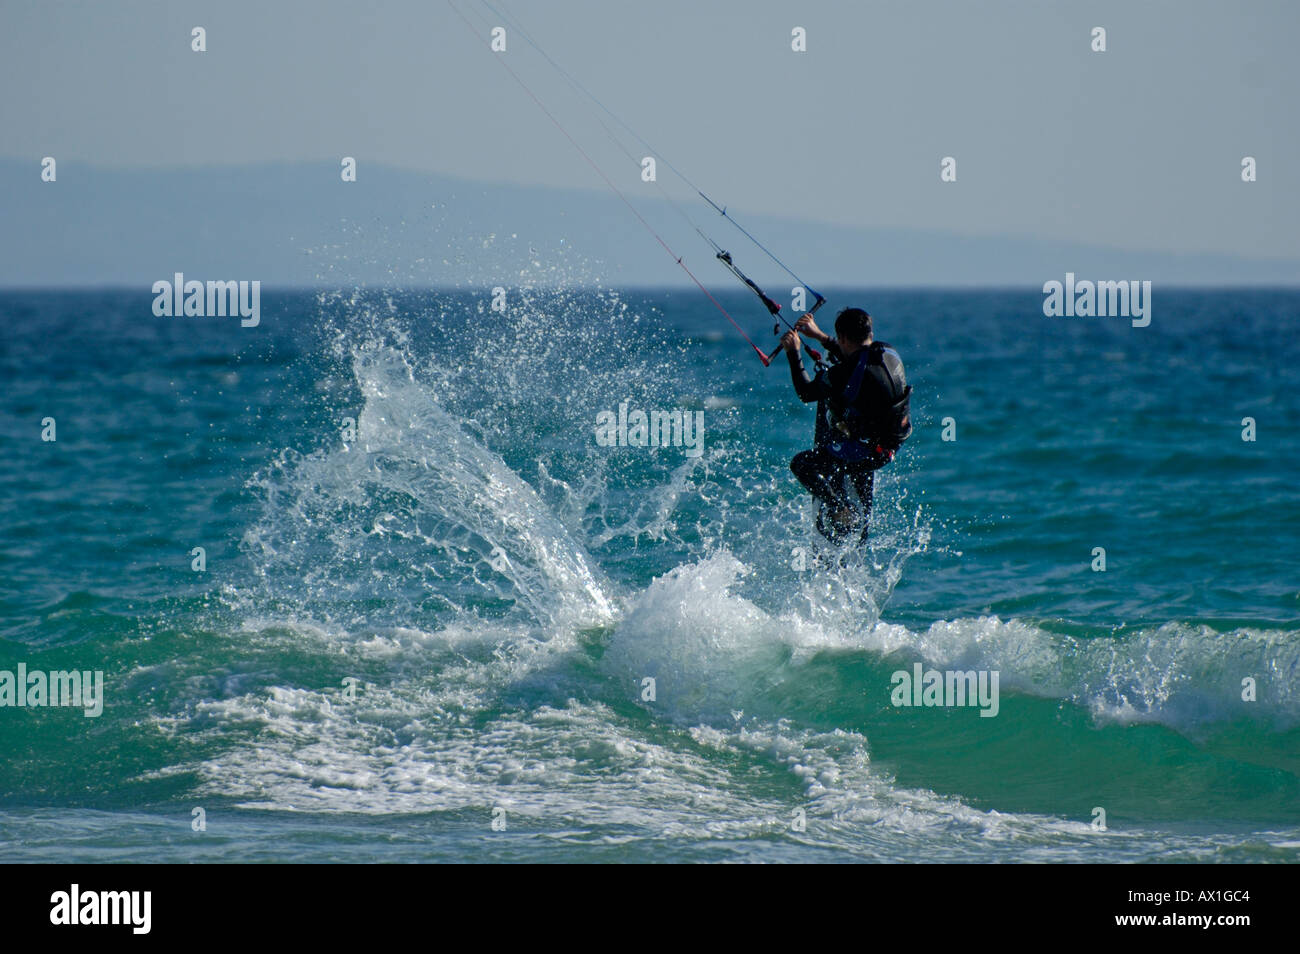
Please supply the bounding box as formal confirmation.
[2,159,1296,288]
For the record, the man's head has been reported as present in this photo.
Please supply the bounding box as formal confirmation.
[834,307,873,353]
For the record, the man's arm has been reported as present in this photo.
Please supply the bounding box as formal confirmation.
[781,330,821,403]
[795,314,844,364]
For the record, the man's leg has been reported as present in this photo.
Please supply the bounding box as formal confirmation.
[791,449,853,541]
[848,464,876,545]
[847,444,898,545]
[791,449,849,508]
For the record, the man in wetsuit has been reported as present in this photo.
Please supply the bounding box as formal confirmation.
[781,307,912,545]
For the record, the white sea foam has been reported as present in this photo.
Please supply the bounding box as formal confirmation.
[243,342,615,636]
[153,317,1298,861]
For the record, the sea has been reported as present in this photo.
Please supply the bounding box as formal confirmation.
[1,286,1297,862]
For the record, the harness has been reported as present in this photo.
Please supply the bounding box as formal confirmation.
[821,342,913,463]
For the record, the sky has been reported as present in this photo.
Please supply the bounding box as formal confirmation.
[1,0,1297,267]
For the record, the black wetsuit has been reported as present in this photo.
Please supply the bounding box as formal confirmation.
[787,339,911,544]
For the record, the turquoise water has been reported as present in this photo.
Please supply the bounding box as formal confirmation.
[1,287,1298,862]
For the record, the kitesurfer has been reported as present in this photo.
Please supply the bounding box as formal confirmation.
[782,308,912,545]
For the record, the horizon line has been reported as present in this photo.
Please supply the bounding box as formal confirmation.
[3,282,1299,293]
